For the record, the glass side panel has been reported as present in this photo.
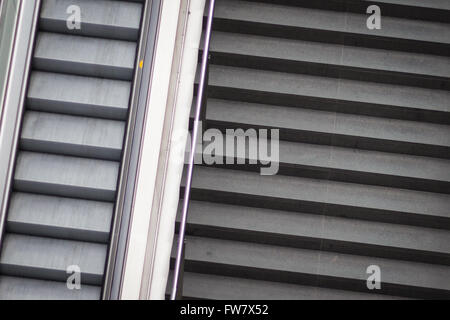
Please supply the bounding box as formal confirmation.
[0,0,21,114]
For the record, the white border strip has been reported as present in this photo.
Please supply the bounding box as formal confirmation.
[146,0,207,300]
[120,0,206,300]
[120,0,183,300]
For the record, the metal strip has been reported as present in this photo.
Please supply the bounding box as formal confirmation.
[102,0,162,300]
[0,0,41,254]
[170,0,216,301]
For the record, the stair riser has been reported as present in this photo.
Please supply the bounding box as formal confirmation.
[14,180,116,202]
[6,221,109,243]
[39,20,140,41]
[20,139,122,161]
[0,264,102,286]
[33,57,134,81]
[27,98,128,121]
[211,18,450,56]
[192,160,450,194]
[177,222,450,266]
[206,119,450,159]
[186,188,450,230]
[207,86,450,125]
[208,52,450,90]
[172,259,450,300]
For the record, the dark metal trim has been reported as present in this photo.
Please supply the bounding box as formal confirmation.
[102,0,162,300]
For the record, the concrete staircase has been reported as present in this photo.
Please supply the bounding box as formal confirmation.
[171,0,450,299]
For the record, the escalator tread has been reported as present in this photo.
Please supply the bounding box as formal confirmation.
[0,0,144,299]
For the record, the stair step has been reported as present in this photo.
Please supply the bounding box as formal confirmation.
[168,271,404,300]
[206,65,450,124]
[0,234,107,285]
[21,111,125,160]
[177,236,450,299]
[14,152,119,201]
[198,132,450,193]
[205,98,450,158]
[27,71,130,120]
[33,32,136,80]
[187,166,450,229]
[208,31,450,89]
[246,0,450,23]
[0,276,100,300]
[40,0,143,40]
[7,193,113,243]
[212,0,450,55]
[179,200,450,265]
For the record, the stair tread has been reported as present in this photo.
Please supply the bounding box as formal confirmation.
[40,0,142,40]
[14,152,119,201]
[209,31,450,80]
[206,98,450,151]
[21,111,125,160]
[181,200,450,257]
[170,271,404,300]
[180,236,450,292]
[207,65,450,116]
[27,71,130,120]
[199,133,450,187]
[0,234,107,285]
[34,32,136,80]
[189,166,450,222]
[0,276,100,300]
[7,193,112,243]
[214,0,450,45]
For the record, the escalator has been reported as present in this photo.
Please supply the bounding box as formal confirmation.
[172,0,450,299]
[0,0,145,299]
